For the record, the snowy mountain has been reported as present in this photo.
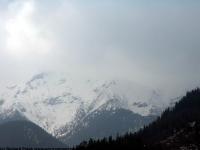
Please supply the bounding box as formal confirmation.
[0,72,171,144]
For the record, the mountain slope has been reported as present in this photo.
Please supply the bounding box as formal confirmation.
[74,88,200,150]
[59,108,156,146]
[0,120,66,148]
[0,72,167,139]
[0,109,27,124]
[137,88,200,145]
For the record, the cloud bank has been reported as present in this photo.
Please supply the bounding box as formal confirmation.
[0,0,200,96]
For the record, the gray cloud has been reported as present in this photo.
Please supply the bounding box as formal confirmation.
[0,0,200,96]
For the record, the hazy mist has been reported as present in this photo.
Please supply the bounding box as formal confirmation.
[0,0,200,96]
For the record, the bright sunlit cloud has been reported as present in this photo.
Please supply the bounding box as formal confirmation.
[5,0,51,59]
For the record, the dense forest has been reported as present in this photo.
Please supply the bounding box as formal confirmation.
[73,88,200,150]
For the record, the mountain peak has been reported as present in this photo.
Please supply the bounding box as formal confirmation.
[0,72,170,138]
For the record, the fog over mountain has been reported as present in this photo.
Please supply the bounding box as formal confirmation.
[0,0,199,98]
[0,72,163,141]
[0,0,199,148]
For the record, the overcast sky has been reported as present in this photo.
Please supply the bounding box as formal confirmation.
[0,0,200,95]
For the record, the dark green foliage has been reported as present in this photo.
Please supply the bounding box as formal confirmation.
[74,134,144,150]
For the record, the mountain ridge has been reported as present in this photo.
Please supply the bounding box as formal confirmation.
[74,88,200,150]
[0,72,176,145]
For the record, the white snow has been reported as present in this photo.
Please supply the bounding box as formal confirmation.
[0,72,169,136]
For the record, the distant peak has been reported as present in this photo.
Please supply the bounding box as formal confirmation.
[28,73,48,83]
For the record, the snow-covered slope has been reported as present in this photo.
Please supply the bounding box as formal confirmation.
[0,72,168,137]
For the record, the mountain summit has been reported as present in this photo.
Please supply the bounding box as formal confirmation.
[0,72,169,144]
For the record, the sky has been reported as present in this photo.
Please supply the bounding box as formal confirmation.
[0,0,200,96]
